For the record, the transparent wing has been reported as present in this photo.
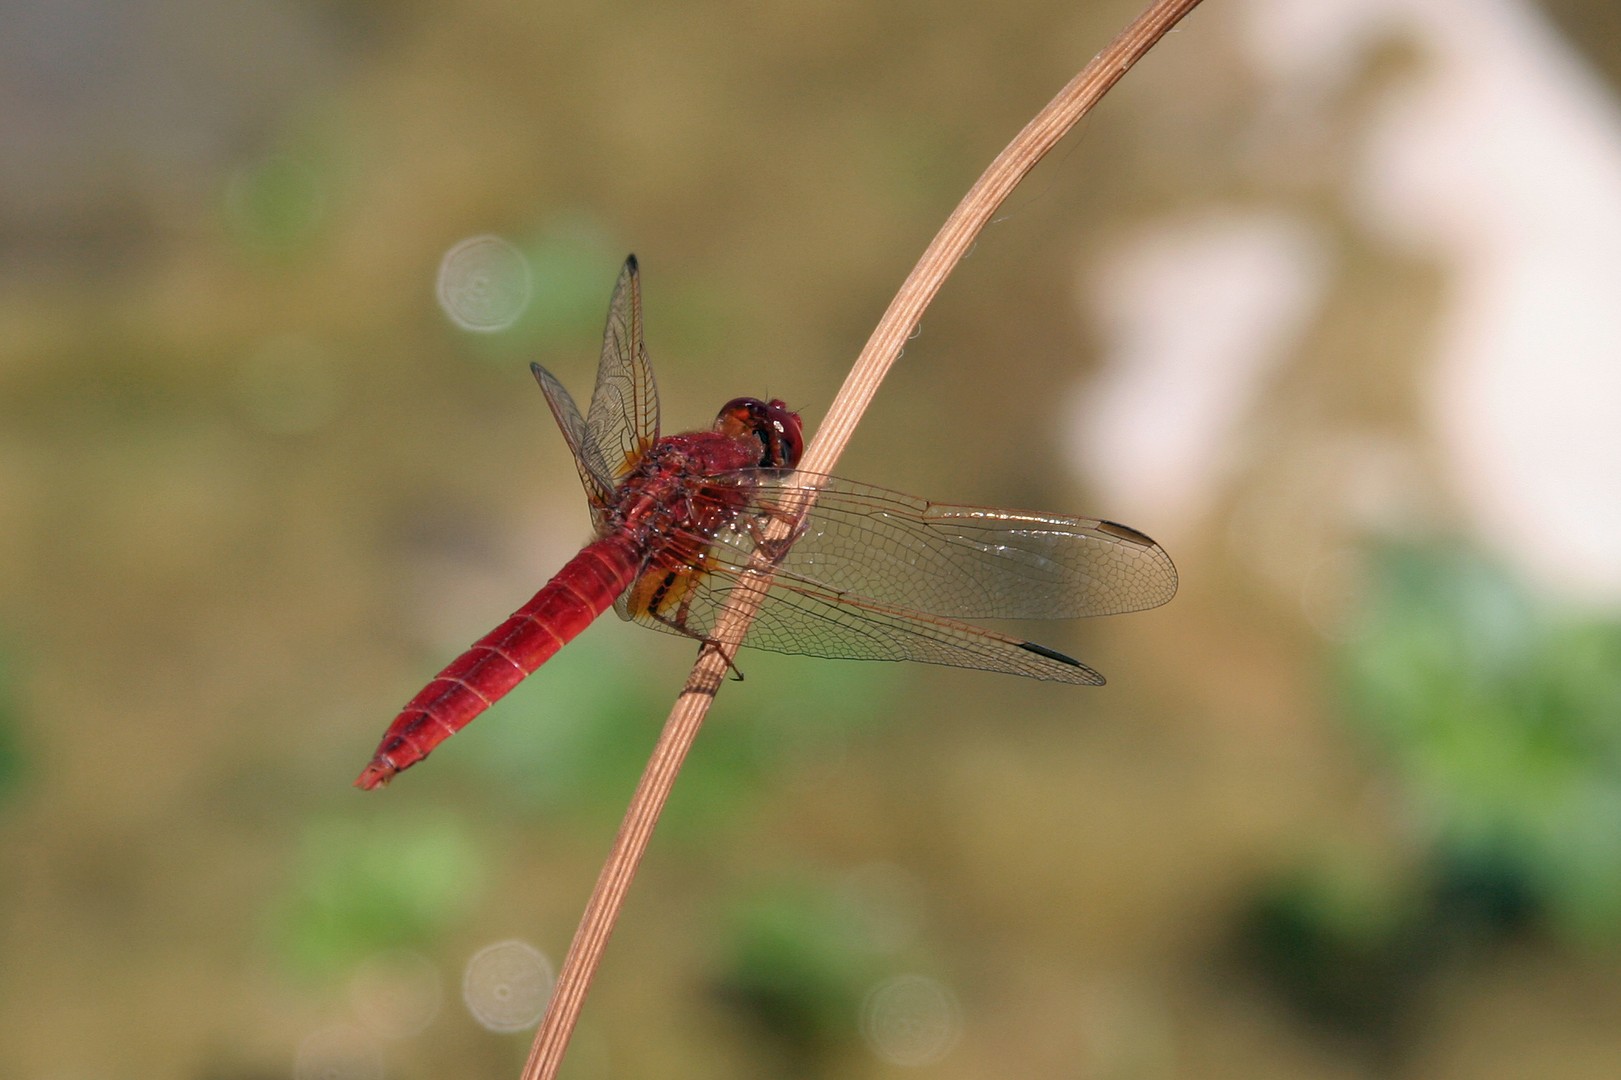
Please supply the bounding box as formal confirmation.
[626,556,1105,684]
[528,256,662,522]
[730,474,1178,619]
[531,362,616,510]
[618,473,1175,682]
[586,255,659,482]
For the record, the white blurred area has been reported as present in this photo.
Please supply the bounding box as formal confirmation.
[1070,0,1621,605]
[859,973,962,1067]
[461,939,555,1033]
[1073,210,1333,531]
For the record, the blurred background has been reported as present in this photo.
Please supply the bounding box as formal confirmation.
[4,0,1621,1076]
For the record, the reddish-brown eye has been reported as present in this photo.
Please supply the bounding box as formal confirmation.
[716,397,803,469]
[763,398,804,468]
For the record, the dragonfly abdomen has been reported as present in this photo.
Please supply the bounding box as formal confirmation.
[355,533,643,788]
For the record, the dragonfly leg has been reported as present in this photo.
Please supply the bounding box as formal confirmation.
[743,504,808,559]
[647,606,747,682]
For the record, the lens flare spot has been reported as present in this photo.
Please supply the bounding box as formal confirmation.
[437,235,532,332]
[462,939,554,1032]
[859,974,962,1067]
[349,949,443,1040]
[294,1024,383,1080]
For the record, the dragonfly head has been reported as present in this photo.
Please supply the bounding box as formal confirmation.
[715,397,803,470]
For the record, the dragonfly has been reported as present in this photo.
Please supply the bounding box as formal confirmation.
[356,256,1177,789]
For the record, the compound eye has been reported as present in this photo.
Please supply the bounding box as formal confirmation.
[715,397,804,469]
[764,399,804,468]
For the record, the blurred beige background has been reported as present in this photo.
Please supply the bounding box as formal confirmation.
[4,0,1621,1077]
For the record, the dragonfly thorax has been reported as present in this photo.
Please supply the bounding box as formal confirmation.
[606,433,757,543]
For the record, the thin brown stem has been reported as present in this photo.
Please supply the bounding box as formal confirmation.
[520,1,1207,1076]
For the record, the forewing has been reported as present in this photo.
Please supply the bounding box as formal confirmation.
[587,255,660,481]
[721,474,1178,620]
[531,362,616,511]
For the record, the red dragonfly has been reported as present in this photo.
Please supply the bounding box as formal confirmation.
[357,256,1176,789]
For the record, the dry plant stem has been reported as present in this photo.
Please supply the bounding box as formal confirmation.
[520,1,1205,1076]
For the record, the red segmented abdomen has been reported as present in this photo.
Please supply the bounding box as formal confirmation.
[355,533,644,789]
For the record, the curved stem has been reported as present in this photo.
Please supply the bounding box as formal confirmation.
[520,2,1207,1076]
